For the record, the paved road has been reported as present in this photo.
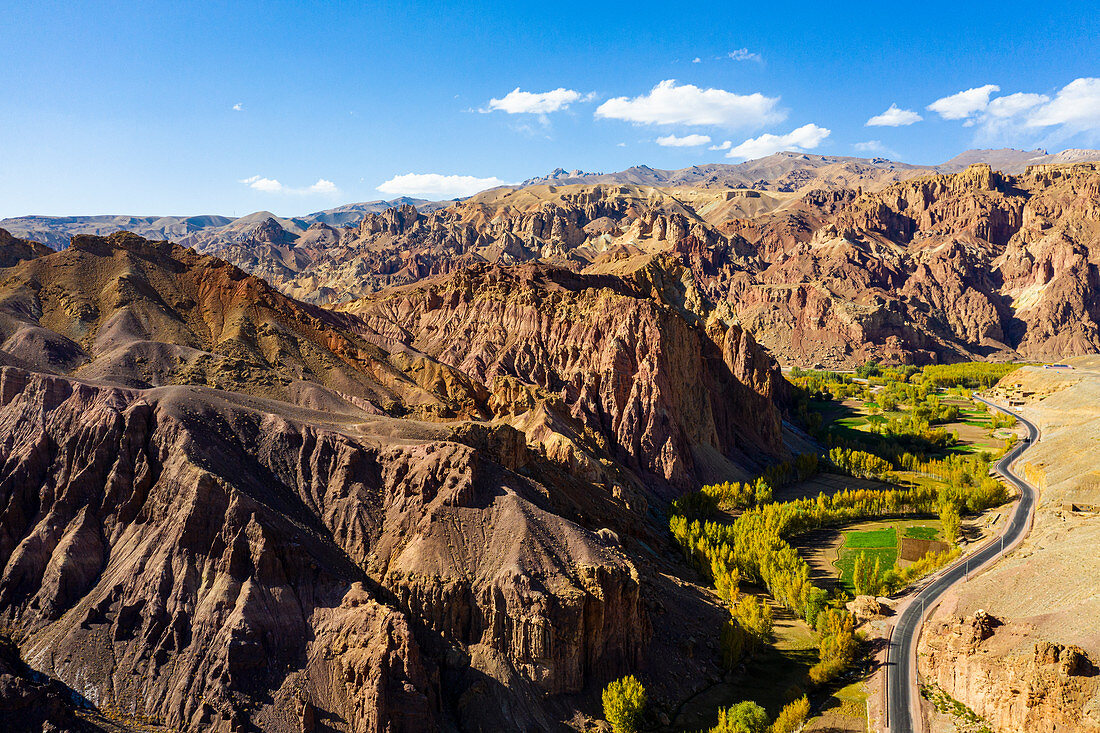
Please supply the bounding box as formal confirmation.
[885,397,1040,732]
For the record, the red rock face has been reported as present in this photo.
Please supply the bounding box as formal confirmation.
[0,234,786,730]
[344,260,786,495]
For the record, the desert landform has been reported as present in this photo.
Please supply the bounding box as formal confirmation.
[0,148,1097,733]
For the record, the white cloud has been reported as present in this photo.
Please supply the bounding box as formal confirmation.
[1025,78,1100,131]
[595,79,784,129]
[376,173,514,198]
[239,175,340,195]
[986,92,1048,118]
[232,103,243,112]
[866,103,922,127]
[927,84,1000,120]
[692,57,702,63]
[308,179,338,194]
[726,123,831,160]
[485,87,590,114]
[240,175,279,192]
[853,140,886,152]
[709,140,732,151]
[655,133,712,147]
[923,79,1100,143]
[726,48,763,63]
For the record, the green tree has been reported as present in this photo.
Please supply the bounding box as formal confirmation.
[711,700,769,733]
[714,564,741,605]
[853,552,885,596]
[853,552,869,596]
[810,609,858,686]
[603,675,647,733]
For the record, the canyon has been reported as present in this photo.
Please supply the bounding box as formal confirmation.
[0,150,1098,732]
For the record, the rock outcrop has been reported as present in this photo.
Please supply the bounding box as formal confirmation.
[920,613,1100,733]
[343,259,786,495]
[0,227,52,268]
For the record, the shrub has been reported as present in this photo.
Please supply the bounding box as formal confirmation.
[711,700,769,733]
[602,675,647,733]
[808,655,849,686]
[770,696,811,733]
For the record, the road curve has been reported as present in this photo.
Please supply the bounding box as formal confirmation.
[885,396,1040,732]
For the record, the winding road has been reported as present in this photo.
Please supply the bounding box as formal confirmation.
[885,396,1040,732]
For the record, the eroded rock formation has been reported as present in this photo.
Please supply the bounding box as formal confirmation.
[175,162,1100,368]
[0,232,786,730]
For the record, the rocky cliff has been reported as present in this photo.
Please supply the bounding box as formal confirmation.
[0,232,787,730]
[919,613,1100,732]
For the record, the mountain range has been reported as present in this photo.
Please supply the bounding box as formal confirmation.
[0,197,448,250]
[7,149,1099,254]
[0,146,1098,731]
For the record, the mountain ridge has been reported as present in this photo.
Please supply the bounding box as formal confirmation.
[6,149,1099,253]
[0,196,447,250]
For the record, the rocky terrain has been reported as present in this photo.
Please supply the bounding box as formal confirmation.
[919,356,1100,733]
[165,158,1100,368]
[1,147,1099,732]
[0,231,788,731]
[8,151,1100,372]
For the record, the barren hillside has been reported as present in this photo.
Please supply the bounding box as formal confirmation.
[0,231,789,731]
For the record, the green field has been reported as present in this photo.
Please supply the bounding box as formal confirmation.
[836,547,897,590]
[831,520,942,593]
[905,525,940,541]
[843,527,896,548]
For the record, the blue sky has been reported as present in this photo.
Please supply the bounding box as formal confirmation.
[1,0,1097,218]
